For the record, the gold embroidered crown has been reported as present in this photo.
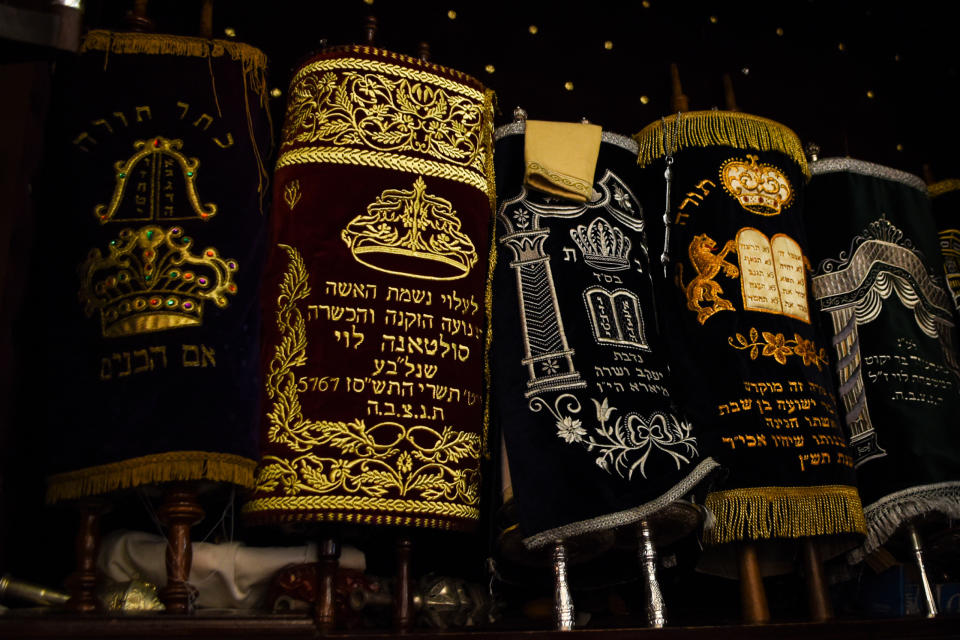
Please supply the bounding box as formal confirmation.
[341,177,478,281]
[569,217,632,271]
[79,225,238,337]
[720,154,793,216]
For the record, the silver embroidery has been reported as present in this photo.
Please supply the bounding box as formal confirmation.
[810,157,927,193]
[494,122,638,154]
[570,217,632,271]
[529,393,698,481]
[583,286,650,350]
[812,216,960,465]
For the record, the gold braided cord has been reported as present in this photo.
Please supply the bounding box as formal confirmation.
[481,88,497,458]
[634,111,809,178]
[46,451,256,504]
[703,484,866,545]
[243,507,466,531]
[276,146,489,194]
[290,47,484,99]
[80,30,268,72]
[242,495,479,521]
[929,179,960,198]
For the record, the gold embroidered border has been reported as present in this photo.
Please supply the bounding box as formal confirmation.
[81,30,267,72]
[46,451,256,503]
[634,111,809,178]
[704,484,866,545]
[242,498,473,531]
[275,147,488,194]
[289,57,484,102]
[930,179,960,198]
[242,495,479,519]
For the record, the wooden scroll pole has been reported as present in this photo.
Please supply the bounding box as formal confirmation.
[801,538,833,622]
[738,542,770,624]
[723,73,739,112]
[418,41,431,63]
[65,499,106,612]
[315,537,341,633]
[670,63,689,113]
[394,535,414,633]
[364,15,377,45]
[157,483,204,614]
[125,0,154,32]
[552,540,575,631]
[907,523,939,617]
[638,520,666,628]
[199,0,214,39]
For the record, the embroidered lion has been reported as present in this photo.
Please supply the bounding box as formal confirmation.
[676,233,739,324]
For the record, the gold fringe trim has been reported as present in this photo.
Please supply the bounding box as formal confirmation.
[929,179,960,198]
[46,451,256,503]
[704,484,865,545]
[633,111,809,178]
[80,30,267,72]
[481,88,498,459]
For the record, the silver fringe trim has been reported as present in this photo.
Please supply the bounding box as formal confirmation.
[494,121,638,154]
[522,457,719,550]
[810,157,927,193]
[849,481,960,564]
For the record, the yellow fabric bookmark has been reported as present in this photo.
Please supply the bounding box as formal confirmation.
[524,120,602,202]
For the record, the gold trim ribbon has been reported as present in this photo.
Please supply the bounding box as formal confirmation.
[634,111,809,178]
[704,484,866,545]
[930,179,960,198]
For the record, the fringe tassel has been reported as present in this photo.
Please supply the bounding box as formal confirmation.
[633,110,809,178]
[704,484,865,545]
[46,451,256,504]
[81,30,267,73]
[481,88,498,459]
[849,481,960,564]
[929,179,960,198]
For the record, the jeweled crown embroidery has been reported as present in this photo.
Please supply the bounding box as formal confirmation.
[720,154,792,216]
[569,217,632,271]
[79,226,238,337]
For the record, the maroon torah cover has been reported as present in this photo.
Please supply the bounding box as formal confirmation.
[243,45,495,531]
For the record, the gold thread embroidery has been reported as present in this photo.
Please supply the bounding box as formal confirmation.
[720,154,793,216]
[79,225,238,337]
[704,484,866,544]
[728,327,829,369]
[633,110,809,178]
[525,161,592,195]
[736,228,811,323]
[252,244,481,519]
[341,177,478,281]
[46,451,255,503]
[289,56,484,102]
[275,146,488,194]
[95,138,216,224]
[677,233,739,324]
[283,179,302,211]
[281,68,485,176]
[929,179,960,198]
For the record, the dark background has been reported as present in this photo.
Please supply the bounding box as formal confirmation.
[2,0,960,628]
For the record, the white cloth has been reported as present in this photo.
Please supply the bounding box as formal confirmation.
[97,530,365,609]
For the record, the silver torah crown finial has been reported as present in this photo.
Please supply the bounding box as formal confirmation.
[513,106,528,123]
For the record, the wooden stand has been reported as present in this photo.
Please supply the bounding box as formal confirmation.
[393,536,414,633]
[314,538,340,633]
[156,483,204,614]
[65,499,106,613]
[738,542,769,624]
[801,538,833,622]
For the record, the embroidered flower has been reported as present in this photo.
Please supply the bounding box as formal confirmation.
[541,359,560,375]
[761,331,793,365]
[556,415,587,443]
[792,334,822,369]
[397,451,413,475]
[513,208,530,230]
[613,186,634,212]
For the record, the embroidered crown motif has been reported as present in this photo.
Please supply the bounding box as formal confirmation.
[79,225,238,337]
[341,177,478,281]
[94,137,217,224]
[569,217,632,271]
[720,154,793,216]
